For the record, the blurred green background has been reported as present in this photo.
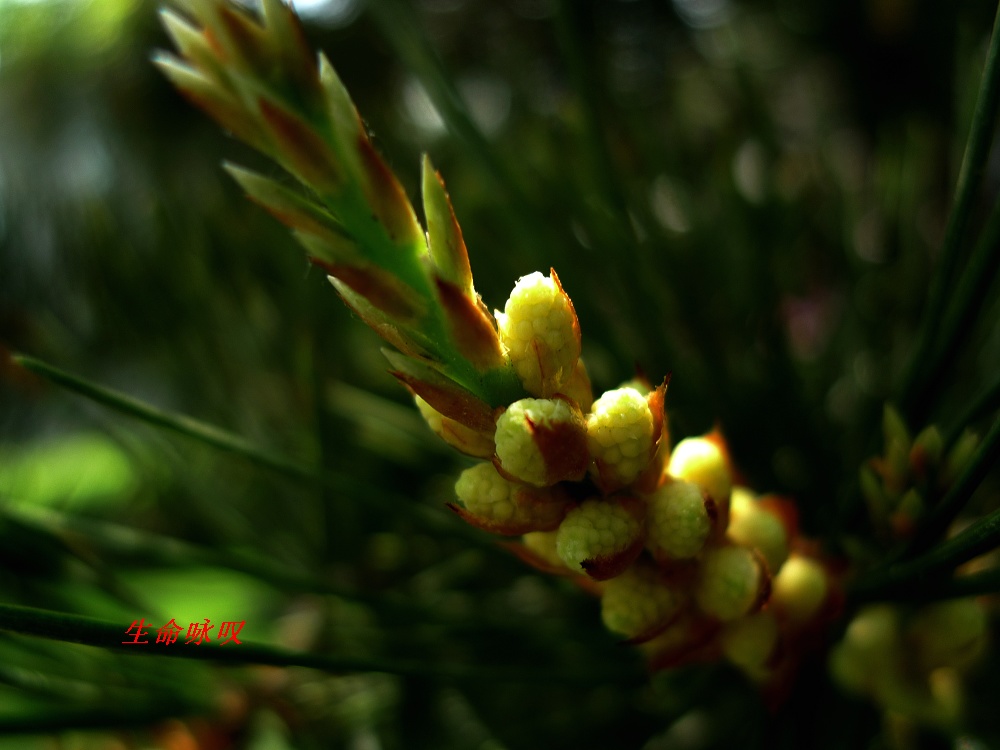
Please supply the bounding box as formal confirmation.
[1,0,998,747]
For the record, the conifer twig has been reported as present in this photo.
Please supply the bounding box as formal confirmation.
[154,0,527,410]
[906,411,1000,556]
[900,2,1000,418]
[850,505,1000,601]
[855,566,1000,603]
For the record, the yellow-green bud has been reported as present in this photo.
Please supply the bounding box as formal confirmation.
[601,563,684,640]
[587,387,656,489]
[830,605,900,694]
[695,545,766,621]
[617,377,653,395]
[455,462,515,519]
[646,480,713,560]
[496,270,580,396]
[880,405,912,495]
[720,611,779,678]
[890,488,924,537]
[667,437,732,504]
[494,398,588,487]
[452,462,568,534]
[770,555,828,626]
[555,497,644,579]
[727,487,789,574]
[908,599,988,671]
[521,530,567,571]
[415,396,494,458]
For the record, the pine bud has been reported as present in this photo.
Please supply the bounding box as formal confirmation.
[909,425,943,482]
[727,487,789,574]
[830,605,899,694]
[496,270,581,397]
[695,545,768,621]
[646,480,714,560]
[415,396,494,458]
[908,599,988,671]
[889,488,924,537]
[601,563,684,641]
[667,437,732,505]
[450,462,570,535]
[555,497,645,580]
[521,530,568,571]
[770,555,828,627]
[587,386,657,490]
[881,405,912,495]
[720,611,779,679]
[828,641,871,696]
[617,376,653,396]
[493,397,589,487]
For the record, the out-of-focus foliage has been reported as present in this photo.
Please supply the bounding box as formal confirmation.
[1,0,998,747]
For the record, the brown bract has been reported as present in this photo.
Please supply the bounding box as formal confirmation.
[633,376,672,494]
[313,258,425,322]
[422,157,473,294]
[393,373,494,434]
[258,97,343,194]
[525,396,589,485]
[747,546,774,616]
[549,268,581,352]
[434,278,506,372]
[385,353,495,433]
[446,486,572,536]
[356,134,424,248]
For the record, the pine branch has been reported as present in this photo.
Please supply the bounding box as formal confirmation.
[899,2,1000,419]
[850,504,1000,601]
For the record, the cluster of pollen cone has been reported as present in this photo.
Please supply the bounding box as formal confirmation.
[417,271,836,682]
[155,0,835,685]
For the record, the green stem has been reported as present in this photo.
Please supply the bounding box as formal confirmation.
[906,411,1000,556]
[850,505,1000,601]
[853,566,1000,604]
[0,603,642,685]
[900,2,1000,416]
[11,354,497,552]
